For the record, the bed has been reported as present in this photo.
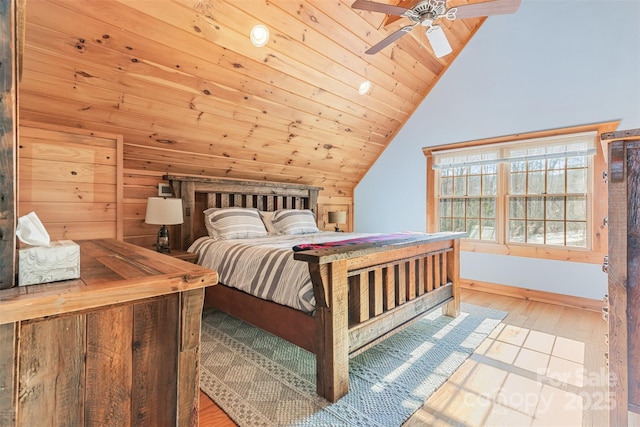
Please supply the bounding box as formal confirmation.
[166,175,464,402]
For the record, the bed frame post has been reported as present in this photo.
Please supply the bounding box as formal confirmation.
[310,260,349,402]
[442,238,460,317]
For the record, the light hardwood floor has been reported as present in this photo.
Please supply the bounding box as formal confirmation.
[198,289,609,426]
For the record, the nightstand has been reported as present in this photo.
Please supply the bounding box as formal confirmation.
[164,249,198,263]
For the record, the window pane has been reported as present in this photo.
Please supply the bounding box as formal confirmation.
[467,219,480,239]
[509,220,525,242]
[511,160,526,173]
[469,164,481,175]
[440,218,452,231]
[547,169,565,194]
[481,198,496,218]
[454,166,466,177]
[547,157,565,170]
[566,195,587,221]
[483,163,497,174]
[528,171,545,194]
[509,197,525,219]
[510,172,526,195]
[454,177,466,196]
[467,198,480,218]
[481,220,496,240]
[527,221,545,244]
[546,196,565,221]
[440,177,453,196]
[441,167,453,177]
[546,221,565,246]
[567,169,587,193]
[453,198,465,217]
[468,175,481,196]
[439,199,452,217]
[453,218,466,232]
[482,174,497,195]
[567,156,587,168]
[528,159,545,171]
[567,222,587,247]
[527,197,544,220]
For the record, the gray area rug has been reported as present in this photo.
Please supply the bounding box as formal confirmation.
[200,303,506,427]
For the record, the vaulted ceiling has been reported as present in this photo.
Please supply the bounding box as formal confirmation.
[19,0,491,197]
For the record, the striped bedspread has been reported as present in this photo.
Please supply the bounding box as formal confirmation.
[188,232,375,313]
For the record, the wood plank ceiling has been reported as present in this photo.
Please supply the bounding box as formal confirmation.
[19,0,487,197]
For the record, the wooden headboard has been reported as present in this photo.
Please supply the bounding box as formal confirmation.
[164,175,323,250]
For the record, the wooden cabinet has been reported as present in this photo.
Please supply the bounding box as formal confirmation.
[0,239,217,427]
[604,129,640,426]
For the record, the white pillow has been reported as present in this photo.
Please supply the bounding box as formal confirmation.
[271,209,319,235]
[203,207,268,239]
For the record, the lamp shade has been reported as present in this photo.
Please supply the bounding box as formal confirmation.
[328,211,347,225]
[145,197,183,225]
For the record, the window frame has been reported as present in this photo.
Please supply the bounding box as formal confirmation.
[423,122,618,264]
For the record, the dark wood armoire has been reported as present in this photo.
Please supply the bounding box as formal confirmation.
[603,128,640,426]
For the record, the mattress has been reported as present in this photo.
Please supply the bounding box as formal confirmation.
[188,232,375,313]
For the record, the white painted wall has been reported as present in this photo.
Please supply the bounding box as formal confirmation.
[354,0,640,300]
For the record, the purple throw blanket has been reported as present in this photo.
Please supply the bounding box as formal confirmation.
[292,232,427,252]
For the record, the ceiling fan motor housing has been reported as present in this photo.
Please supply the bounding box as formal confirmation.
[410,0,447,25]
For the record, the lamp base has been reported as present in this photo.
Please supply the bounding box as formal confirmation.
[156,225,171,253]
[334,225,342,232]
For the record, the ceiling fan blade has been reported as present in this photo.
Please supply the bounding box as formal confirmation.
[352,0,414,17]
[450,0,521,20]
[425,25,452,58]
[365,25,415,54]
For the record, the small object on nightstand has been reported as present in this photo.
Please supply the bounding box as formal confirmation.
[165,249,197,263]
[144,197,184,253]
[328,211,347,232]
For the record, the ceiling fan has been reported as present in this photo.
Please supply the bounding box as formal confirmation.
[352,0,521,58]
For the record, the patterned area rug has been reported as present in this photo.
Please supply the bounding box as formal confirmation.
[199,303,506,427]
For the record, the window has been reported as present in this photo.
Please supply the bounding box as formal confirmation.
[424,123,616,263]
[436,148,499,241]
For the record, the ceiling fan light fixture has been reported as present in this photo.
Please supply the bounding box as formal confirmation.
[358,80,372,95]
[426,25,452,58]
[250,24,269,47]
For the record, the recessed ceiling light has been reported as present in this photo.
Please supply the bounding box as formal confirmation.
[358,80,372,95]
[250,25,269,47]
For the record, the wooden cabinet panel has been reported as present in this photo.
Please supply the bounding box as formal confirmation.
[18,121,123,241]
[18,315,86,427]
[85,305,133,426]
[605,129,640,424]
[132,296,179,426]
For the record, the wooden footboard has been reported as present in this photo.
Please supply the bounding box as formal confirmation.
[294,232,463,402]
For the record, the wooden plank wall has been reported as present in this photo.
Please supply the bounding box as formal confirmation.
[123,170,178,250]
[18,121,123,241]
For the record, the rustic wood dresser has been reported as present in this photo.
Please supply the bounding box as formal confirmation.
[0,239,217,426]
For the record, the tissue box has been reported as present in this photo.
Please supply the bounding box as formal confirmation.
[18,240,81,286]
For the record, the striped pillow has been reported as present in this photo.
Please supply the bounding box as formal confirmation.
[204,207,268,239]
[272,209,319,235]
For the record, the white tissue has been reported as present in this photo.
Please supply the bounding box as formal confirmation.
[16,211,51,247]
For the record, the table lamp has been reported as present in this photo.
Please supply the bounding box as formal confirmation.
[328,211,347,232]
[145,197,183,253]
